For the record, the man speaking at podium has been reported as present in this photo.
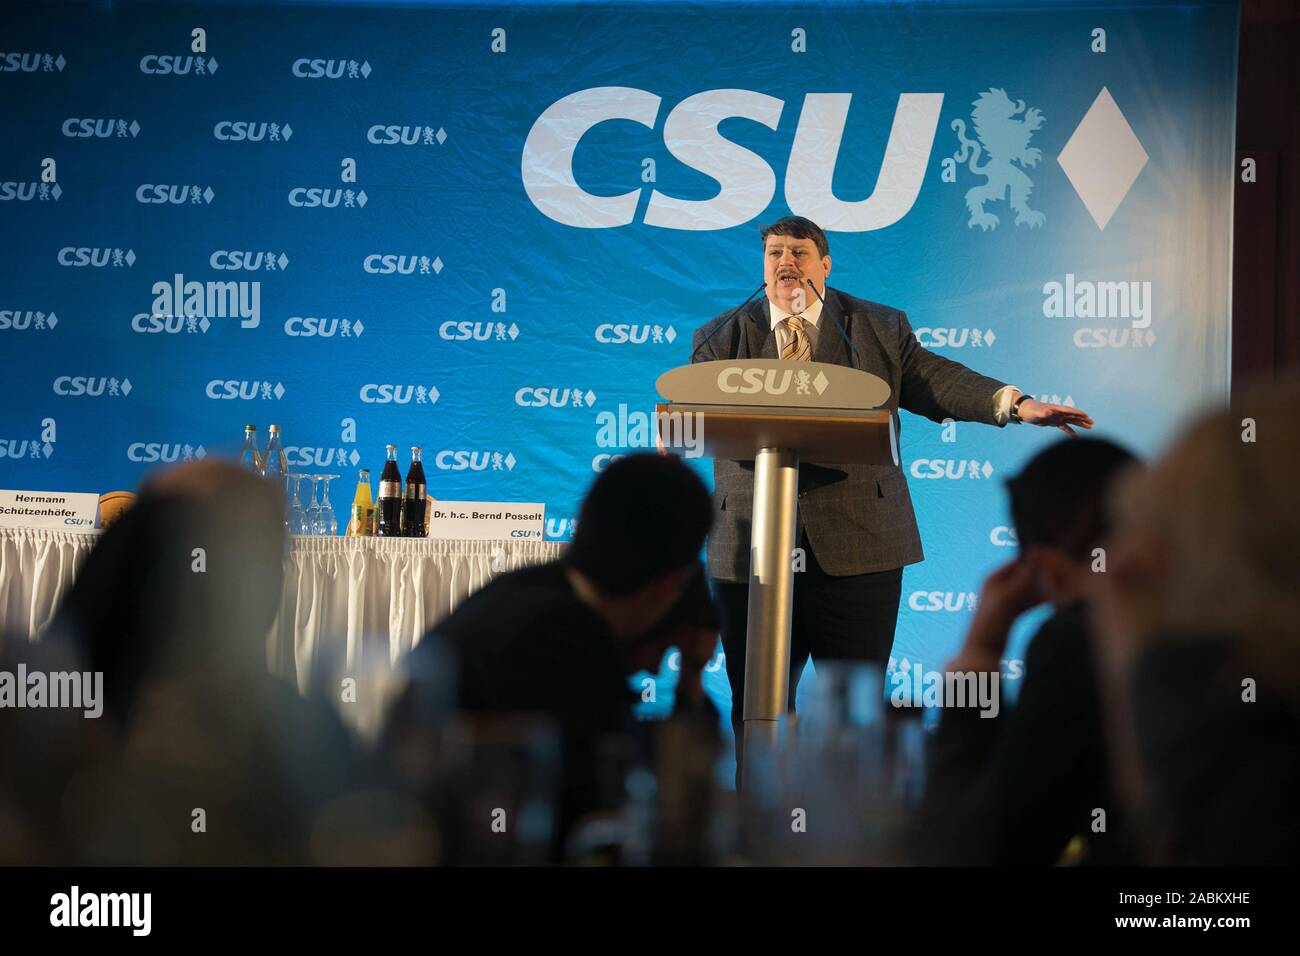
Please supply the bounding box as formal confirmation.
[691,216,1092,745]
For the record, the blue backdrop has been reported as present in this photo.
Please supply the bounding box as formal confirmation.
[0,0,1238,725]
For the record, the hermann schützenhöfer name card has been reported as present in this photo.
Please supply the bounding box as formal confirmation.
[0,490,99,530]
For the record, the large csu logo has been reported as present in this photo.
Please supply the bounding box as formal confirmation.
[523,85,1148,233]
[522,88,942,231]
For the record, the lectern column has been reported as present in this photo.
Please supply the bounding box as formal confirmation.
[741,446,800,767]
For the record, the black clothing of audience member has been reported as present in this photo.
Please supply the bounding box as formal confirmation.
[914,437,1138,865]
[388,453,715,861]
[413,559,633,849]
[919,602,1128,864]
[1133,635,1300,865]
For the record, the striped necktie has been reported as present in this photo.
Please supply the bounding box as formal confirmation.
[781,313,812,361]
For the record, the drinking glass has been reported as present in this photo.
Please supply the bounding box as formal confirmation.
[286,473,308,535]
[317,474,339,535]
[304,476,323,535]
[758,662,897,864]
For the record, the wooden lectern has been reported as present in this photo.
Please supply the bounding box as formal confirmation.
[655,359,898,790]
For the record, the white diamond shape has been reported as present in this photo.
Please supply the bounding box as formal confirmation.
[199,317,211,333]
[356,190,368,208]
[125,249,136,266]
[42,442,53,458]
[504,452,516,470]
[120,378,132,396]
[1145,330,1156,346]
[508,322,519,340]
[427,385,440,404]
[981,461,994,479]
[1058,88,1148,231]
[277,253,289,270]
[360,60,372,78]
[813,370,829,394]
[585,389,596,406]
[984,329,996,347]
[51,183,62,200]
[207,57,219,74]
[46,312,58,329]
[353,320,365,337]
[349,449,360,467]
[195,445,207,459]
[664,326,677,343]
[431,256,443,274]
[273,382,285,399]
[55,54,66,71]
[129,120,140,137]
[435,127,447,145]
[203,186,214,204]
[281,124,293,141]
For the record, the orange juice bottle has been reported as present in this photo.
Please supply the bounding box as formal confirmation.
[347,468,374,536]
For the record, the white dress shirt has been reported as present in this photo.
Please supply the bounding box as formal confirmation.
[768,295,1022,424]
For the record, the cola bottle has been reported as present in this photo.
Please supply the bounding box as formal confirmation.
[402,446,427,537]
[375,445,403,537]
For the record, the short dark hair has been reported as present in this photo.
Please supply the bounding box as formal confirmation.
[566,454,712,596]
[1006,437,1138,563]
[759,216,829,259]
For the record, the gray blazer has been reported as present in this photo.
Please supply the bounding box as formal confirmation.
[691,286,1009,581]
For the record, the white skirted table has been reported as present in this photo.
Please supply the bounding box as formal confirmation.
[0,527,564,691]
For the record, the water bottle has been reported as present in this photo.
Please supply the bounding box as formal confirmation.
[263,424,288,481]
[239,424,263,473]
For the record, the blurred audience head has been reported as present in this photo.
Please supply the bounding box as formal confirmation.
[1099,381,1300,658]
[1004,436,1138,606]
[56,459,285,725]
[565,453,712,642]
[1091,380,1300,864]
[31,460,425,865]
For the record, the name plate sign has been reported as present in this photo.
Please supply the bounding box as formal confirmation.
[0,489,99,530]
[426,501,545,541]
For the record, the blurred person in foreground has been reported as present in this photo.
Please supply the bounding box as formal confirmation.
[30,460,424,865]
[385,453,718,861]
[1093,382,1300,865]
[913,437,1139,865]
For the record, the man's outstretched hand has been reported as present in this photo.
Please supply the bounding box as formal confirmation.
[1017,398,1094,436]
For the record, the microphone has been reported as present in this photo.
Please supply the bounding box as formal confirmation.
[804,279,862,370]
[689,281,768,363]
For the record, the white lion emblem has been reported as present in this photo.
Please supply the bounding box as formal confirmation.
[951,88,1046,230]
